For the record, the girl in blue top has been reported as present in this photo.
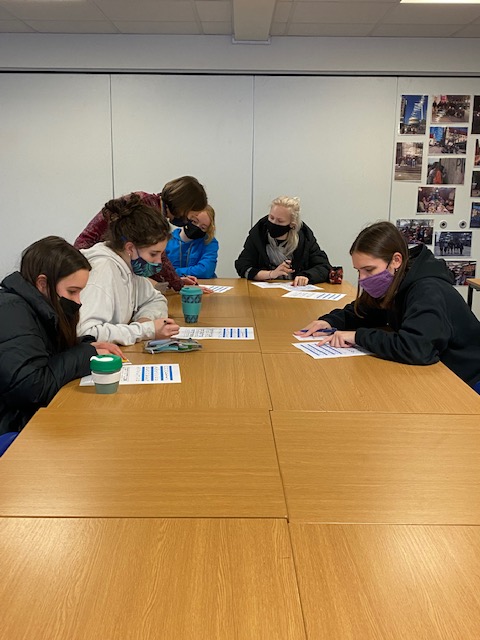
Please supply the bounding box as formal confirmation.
[165,205,219,279]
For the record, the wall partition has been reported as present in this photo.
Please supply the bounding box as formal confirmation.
[1,72,479,318]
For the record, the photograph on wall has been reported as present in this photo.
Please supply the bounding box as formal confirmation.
[434,231,472,257]
[429,127,468,155]
[394,142,423,181]
[444,260,476,285]
[472,96,480,134]
[470,203,480,228]
[471,171,480,197]
[431,95,470,124]
[396,219,433,245]
[399,95,427,135]
[426,158,465,185]
[475,140,480,167]
[417,186,455,214]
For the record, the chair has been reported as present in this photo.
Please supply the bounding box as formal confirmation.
[0,432,18,456]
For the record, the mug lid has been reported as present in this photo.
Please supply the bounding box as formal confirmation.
[90,354,123,373]
[180,286,203,294]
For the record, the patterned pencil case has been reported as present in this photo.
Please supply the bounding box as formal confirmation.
[144,338,203,353]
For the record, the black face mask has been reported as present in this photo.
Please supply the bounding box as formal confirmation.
[59,296,82,317]
[171,217,187,227]
[183,220,207,240]
[267,220,291,239]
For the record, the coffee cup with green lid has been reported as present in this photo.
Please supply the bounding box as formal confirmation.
[90,354,123,394]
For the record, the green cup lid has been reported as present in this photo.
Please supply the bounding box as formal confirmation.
[90,354,123,373]
[180,286,203,295]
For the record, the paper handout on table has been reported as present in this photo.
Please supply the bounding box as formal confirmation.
[292,342,370,359]
[282,290,346,301]
[174,327,255,340]
[201,285,233,293]
[80,364,181,385]
[251,282,287,289]
[277,284,322,291]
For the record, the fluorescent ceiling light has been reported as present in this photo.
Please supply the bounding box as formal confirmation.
[401,0,480,3]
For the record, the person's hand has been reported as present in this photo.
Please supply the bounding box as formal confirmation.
[180,275,198,286]
[317,330,356,348]
[292,275,309,287]
[92,341,124,357]
[153,317,180,339]
[199,286,213,294]
[270,261,294,279]
[294,320,331,337]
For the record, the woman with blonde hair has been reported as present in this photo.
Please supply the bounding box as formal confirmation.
[235,196,331,286]
[165,205,218,279]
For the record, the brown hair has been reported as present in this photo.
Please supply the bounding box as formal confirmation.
[161,176,207,219]
[20,236,91,349]
[350,221,409,314]
[104,193,171,251]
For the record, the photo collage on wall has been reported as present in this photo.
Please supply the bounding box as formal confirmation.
[395,93,479,284]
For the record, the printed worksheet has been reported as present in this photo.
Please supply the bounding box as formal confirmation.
[174,327,255,340]
[251,282,286,289]
[277,283,322,291]
[292,342,370,359]
[201,285,233,293]
[282,291,346,301]
[80,364,181,385]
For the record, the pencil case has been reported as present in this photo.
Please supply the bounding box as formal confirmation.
[144,338,202,353]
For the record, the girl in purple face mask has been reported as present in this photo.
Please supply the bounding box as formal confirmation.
[296,221,480,392]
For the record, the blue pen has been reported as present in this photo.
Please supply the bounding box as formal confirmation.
[299,327,337,335]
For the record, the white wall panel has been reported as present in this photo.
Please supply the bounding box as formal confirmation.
[253,76,398,287]
[0,73,113,277]
[111,74,253,277]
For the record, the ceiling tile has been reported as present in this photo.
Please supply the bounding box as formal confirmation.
[201,21,232,34]
[0,18,33,32]
[113,20,201,34]
[93,0,196,22]
[195,1,231,22]
[25,19,118,33]
[270,22,287,35]
[293,2,391,24]
[0,0,105,21]
[371,22,463,37]
[452,23,480,37]
[288,21,375,35]
[273,2,292,23]
[383,4,480,25]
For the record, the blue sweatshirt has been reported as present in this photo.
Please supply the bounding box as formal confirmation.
[165,228,218,279]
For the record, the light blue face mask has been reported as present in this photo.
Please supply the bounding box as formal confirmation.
[130,249,163,278]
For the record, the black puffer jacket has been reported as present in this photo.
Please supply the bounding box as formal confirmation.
[235,216,331,283]
[0,272,96,434]
[320,245,480,387]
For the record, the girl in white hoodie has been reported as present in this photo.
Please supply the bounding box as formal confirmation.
[78,194,179,346]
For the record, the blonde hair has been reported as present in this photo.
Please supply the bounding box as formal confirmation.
[268,196,302,254]
[203,205,216,244]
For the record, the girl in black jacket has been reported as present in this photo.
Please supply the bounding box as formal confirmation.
[297,221,480,391]
[235,196,331,285]
[0,236,122,435]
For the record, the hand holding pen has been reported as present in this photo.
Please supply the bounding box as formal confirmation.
[294,320,333,337]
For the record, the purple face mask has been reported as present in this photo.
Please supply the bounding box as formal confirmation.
[359,269,394,299]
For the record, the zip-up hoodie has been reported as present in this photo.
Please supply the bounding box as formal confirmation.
[78,243,168,346]
[320,244,480,387]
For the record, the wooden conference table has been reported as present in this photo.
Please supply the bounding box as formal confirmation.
[2,277,480,639]
[466,276,480,309]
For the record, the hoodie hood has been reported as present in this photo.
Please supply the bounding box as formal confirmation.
[1,271,58,327]
[399,244,454,293]
[80,242,132,284]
